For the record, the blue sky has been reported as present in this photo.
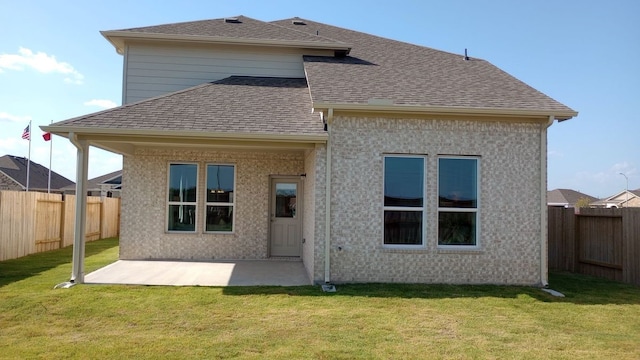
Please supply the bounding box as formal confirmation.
[0,0,637,198]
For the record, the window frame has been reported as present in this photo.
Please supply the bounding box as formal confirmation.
[437,156,480,249]
[204,163,236,234]
[166,162,199,233]
[382,154,427,248]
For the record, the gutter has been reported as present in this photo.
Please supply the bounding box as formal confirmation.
[313,102,578,121]
[540,116,554,287]
[324,109,334,284]
[101,31,352,55]
[39,126,328,144]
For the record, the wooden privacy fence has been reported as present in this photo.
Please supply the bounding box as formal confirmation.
[0,191,120,261]
[548,206,640,286]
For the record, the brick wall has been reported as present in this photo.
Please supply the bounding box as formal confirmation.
[0,172,22,191]
[120,148,305,260]
[325,115,544,285]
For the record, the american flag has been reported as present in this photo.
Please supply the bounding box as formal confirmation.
[22,125,30,140]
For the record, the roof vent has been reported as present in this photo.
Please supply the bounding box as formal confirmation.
[224,17,242,24]
[292,20,306,25]
[367,98,394,106]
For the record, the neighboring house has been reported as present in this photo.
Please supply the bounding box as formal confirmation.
[62,170,122,198]
[43,16,577,286]
[547,188,597,208]
[591,189,640,208]
[0,154,74,193]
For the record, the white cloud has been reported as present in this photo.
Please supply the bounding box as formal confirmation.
[84,99,117,109]
[0,112,32,123]
[0,47,84,84]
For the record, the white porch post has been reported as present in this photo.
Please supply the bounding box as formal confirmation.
[70,133,89,284]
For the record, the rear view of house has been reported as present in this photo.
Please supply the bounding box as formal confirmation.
[44,16,577,286]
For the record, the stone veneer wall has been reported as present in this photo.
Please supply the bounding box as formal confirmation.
[326,116,545,285]
[120,148,305,260]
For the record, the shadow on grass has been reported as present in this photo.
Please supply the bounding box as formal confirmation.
[0,238,118,288]
[221,272,640,306]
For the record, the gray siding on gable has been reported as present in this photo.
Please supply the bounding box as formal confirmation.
[123,44,316,104]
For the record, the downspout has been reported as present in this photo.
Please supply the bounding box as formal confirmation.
[540,116,554,287]
[69,132,89,284]
[324,109,334,284]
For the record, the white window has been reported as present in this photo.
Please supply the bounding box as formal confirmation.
[167,163,198,232]
[383,155,426,246]
[437,157,480,247]
[205,164,235,233]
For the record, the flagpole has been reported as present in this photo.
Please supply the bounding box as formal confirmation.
[26,120,31,192]
[48,120,53,193]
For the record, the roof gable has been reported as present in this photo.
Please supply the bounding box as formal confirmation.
[102,15,350,55]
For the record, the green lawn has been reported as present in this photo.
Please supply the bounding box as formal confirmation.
[1,238,639,359]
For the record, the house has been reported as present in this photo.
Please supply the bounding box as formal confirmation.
[42,16,577,286]
[591,189,640,208]
[62,170,122,198]
[547,188,597,208]
[0,154,74,193]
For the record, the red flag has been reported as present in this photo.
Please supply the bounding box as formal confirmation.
[43,132,51,141]
[22,125,30,140]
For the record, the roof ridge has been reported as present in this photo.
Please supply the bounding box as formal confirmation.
[272,17,474,60]
[267,17,348,45]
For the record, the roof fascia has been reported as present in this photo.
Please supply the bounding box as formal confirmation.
[312,102,578,121]
[40,126,328,144]
[101,31,352,55]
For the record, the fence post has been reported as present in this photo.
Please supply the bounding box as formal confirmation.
[623,208,640,286]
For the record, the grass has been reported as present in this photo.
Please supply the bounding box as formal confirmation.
[1,238,639,359]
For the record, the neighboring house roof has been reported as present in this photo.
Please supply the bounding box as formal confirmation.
[590,188,640,207]
[0,154,74,191]
[62,170,122,193]
[547,188,597,207]
[48,76,323,138]
[44,16,577,146]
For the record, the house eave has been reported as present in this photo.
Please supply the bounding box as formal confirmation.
[101,31,352,55]
[312,102,578,121]
[40,126,327,155]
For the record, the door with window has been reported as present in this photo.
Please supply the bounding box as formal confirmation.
[270,177,302,257]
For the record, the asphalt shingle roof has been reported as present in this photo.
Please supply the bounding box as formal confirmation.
[271,18,575,112]
[0,155,74,190]
[50,16,576,138]
[54,77,324,136]
[547,189,597,205]
[113,15,347,46]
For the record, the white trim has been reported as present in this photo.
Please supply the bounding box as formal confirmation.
[436,156,481,250]
[204,163,236,234]
[166,162,199,233]
[101,31,352,55]
[313,102,577,121]
[382,154,427,249]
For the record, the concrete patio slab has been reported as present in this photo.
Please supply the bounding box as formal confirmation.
[84,260,312,286]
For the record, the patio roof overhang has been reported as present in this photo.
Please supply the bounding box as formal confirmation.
[40,126,328,156]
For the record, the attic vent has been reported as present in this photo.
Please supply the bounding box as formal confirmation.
[292,20,306,25]
[224,17,242,23]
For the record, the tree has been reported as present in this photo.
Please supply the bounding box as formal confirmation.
[575,197,592,208]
